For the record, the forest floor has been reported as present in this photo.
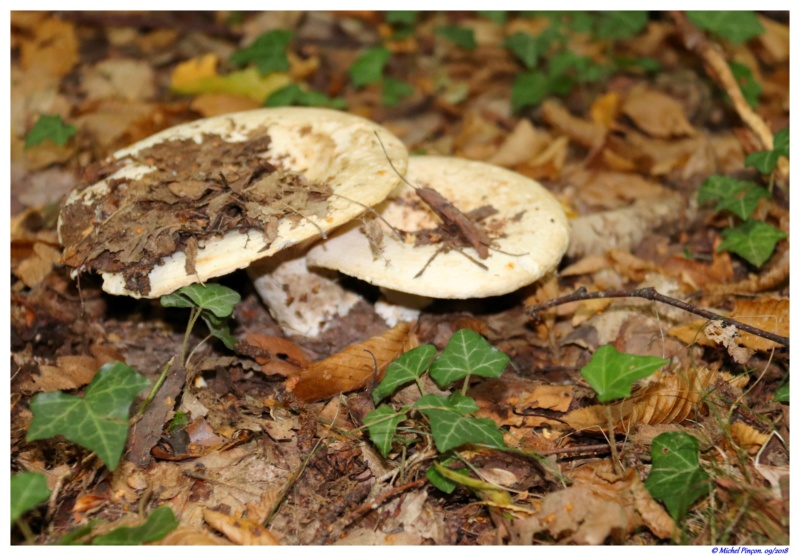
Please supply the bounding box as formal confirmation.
[10,11,789,546]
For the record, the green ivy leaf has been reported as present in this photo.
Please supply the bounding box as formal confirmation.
[363,405,408,457]
[382,76,414,107]
[774,382,789,403]
[27,362,150,470]
[505,33,540,69]
[386,11,418,25]
[349,46,391,88]
[718,220,787,268]
[580,345,667,402]
[229,29,292,74]
[478,11,507,24]
[728,61,761,108]
[92,506,178,545]
[10,472,51,524]
[594,11,648,40]
[372,344,437,403]
[264,84,345,109]
[645,432,710,521]
[160,283,240,318]
[429,329,509,389]
[25,114,77,148]
[435,25,476,50]
[745,127,789,173]
[201,312,237,350]
[568,12,594,33]
[414,393,505,452]
[697,176,770,220]
[511,72,549,112]
[613,55,662,73]
[426,457,466,493]
[687,11,764,44]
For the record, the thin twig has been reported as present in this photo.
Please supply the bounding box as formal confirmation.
[528,287,789,349]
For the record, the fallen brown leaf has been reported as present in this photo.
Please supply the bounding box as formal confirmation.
[621,86,697,138]
[288,322,414,402]
[240,332,310,377]
[12,241,61,288]
[23,355,102,394]
[203,508,280,545]
[541,99,605,149]
[154,525,233,545]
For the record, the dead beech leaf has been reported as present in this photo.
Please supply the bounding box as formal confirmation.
[568,461,675,540]
[190,94,261,117]
[590,92,621,128]
[621,86,696,138]
[514,135,569,181]
[518,384,574,412]
[729,422,770,454]
[154,525,233,545]
[203,509,280,546]
[171,53,219,89]
[13,241,61,288]
[289,322,413,402]
[82,59,156,102]
[24,355,102,394]
[19,17,79,78]
[541,100,606,149]
[562,367,746,432]
[670,297,787,353]
[730,298,789,351]
[241,333,310,377]
[487,118,546,167]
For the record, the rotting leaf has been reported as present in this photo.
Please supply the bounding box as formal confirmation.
[289,322,413,402]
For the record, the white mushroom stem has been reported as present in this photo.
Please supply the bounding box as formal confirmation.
[248,244,363,339]
[373,288,431,327]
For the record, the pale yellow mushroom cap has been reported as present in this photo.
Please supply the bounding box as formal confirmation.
[306,156,570,299]
[58,107,408,298]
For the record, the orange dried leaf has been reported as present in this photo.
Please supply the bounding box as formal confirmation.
[590,92,620,128]
[731,298,789,351]
[203,509,280,546]
[562,367,743,432]
[171,53,219,89]
[23,355,102,394]
[19,17,79,78]
[541,100,606,149]
[289,323,413,402]
[729,422,770,454]
[519,384,574,412]
[621,87,696,138]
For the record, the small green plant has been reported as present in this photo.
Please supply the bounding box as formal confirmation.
[160,282,241,364]
[264,83,345,109]
[686,11,764,44]
[364,329,509,491]
[435,25,476,50]
[347,45,413,107]
[698,171,787,268]
[745,127,789,176]
[229,29,293,75]
[25,114,77,148]
[26,362,150,470]
[728,60,761,108]
[90,506,177,545]
[11,472,51,525]
[507,12,652,113]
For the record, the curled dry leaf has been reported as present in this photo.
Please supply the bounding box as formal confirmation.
[621,86,697,138]
[12,242,61,288]
[568,460,675,540]
[729,421,770,454]
[203,509,280,546]
[487,118,546,168]
[288,322,415,402]
[240,333,311,377]
[540,99,606,150]
[669,297,788,352]
[23,354,106,394]
[562,367,748,433]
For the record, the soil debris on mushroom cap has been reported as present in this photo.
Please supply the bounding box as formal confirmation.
[57,107,408,298]
[306,156,570,299]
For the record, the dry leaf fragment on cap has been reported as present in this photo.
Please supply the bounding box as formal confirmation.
[307,156,570,299]
[58,107,408,298]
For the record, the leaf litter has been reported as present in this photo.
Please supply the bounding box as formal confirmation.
[11,10,790,547]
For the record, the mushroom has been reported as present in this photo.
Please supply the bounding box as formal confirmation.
[305,155,570,301]
[57,107,408,298]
